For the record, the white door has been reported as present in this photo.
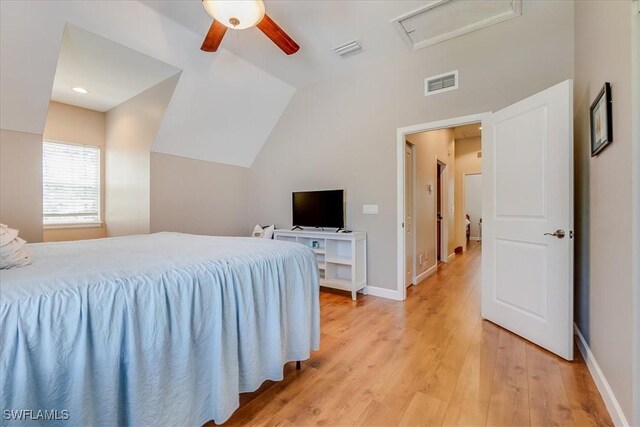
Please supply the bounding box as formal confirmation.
[482,80,574,360]
[405,143,414,287]
[437,161,449,263]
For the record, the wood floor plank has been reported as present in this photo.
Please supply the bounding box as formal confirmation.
[223,366,323,426]
[358,265,481,425]
[217,242,613,427]
[557,343,614,427]
[397,391,449,426]
[441,319,500,427]
[485,329,531,427]
[525,342,576,426]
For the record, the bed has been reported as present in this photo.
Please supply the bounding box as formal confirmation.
[0,232,320,426]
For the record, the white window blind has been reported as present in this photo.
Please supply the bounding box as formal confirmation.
[43,141,100,225]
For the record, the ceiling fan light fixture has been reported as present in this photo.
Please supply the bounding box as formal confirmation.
[202,0,265,30]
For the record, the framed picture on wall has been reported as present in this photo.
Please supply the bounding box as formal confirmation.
[590,82,613,156]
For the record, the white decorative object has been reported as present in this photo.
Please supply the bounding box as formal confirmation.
[274,229,366,300]
[251,225,263,237]
[251,224,274,239]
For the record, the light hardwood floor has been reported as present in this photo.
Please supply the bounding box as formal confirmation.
[215,242,613,426]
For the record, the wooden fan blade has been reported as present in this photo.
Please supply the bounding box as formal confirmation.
[201,20,227,52]
[256,14,299,55]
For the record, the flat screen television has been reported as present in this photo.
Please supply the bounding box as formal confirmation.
[292,189,344,229]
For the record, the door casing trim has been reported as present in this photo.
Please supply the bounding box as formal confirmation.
[396,112,491,301]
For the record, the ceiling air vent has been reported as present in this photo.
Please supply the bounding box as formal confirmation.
[425,70,458,96]
[333,40,363,57]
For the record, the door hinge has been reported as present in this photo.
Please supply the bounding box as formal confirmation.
[402,222,405,228]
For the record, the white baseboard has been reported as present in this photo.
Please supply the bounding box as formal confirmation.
[448,252,456,261]
[414,264,437,284]
[574,324,629,427]
[470,236,481,241]
[363,285,404,301]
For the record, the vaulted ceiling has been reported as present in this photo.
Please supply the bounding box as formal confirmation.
[0,0,297,167]
[142,0,429,88]
[0,0,490,167]
[52,25,182,112]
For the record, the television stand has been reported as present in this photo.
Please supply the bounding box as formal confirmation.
[273,229,367,300]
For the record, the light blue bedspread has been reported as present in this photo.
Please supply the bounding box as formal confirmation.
[0,233,320,426]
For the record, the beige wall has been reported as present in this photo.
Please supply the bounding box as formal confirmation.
[0,129,43,242]
[406,129,455,275]
[105,74,179,237]
[633,3,640,425]
[454,137,482,250]
[574,0,634,423]
[42,101,106,241]
[248,0,574,290]
[150,152,249,237]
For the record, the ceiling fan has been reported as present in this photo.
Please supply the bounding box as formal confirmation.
[201,0,299,55]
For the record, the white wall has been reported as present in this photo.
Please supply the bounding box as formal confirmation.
[574,1,634,424]
[406,129,455,274]
[42,101,107,242]
[150,152,249,237]
[248,0,574,290]
[454,137,482,249]
[0,129,43,242]
[105,74,179,237]
[632,3,640,425]
[464,174,482,239]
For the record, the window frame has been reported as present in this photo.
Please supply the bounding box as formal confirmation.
[42,139,103,229]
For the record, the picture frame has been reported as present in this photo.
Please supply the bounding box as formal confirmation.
[590,82,613,156]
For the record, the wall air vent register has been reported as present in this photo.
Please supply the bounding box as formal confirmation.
[424,70,458,96]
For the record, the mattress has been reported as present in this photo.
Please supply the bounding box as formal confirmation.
[0,232,320,426]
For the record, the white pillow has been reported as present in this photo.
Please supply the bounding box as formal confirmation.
[263,225,275,239]
[0,224,31,269]
[251,224,275,239]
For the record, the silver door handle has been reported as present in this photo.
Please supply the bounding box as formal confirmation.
[544,229,565,239]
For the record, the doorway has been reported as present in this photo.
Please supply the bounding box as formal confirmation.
[404,142,415,287]
[464,173,482,245]
[436,161,446,263]
[397,80,575,361]
[402,122,480,290]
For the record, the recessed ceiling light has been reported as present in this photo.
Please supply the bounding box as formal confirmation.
[479,126,482,130]
[72,87,89,94]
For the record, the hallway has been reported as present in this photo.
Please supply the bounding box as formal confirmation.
[222,243,612,426]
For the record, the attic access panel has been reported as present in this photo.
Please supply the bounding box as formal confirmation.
[392,0,522,51]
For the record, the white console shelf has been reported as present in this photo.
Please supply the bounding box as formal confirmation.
[273,229,367,300]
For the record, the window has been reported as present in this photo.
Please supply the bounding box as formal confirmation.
[43,141,100,226]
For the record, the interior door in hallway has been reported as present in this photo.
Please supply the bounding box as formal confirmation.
[482,79,574,360]
[405,143,414,287]
[437,161,444,262]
